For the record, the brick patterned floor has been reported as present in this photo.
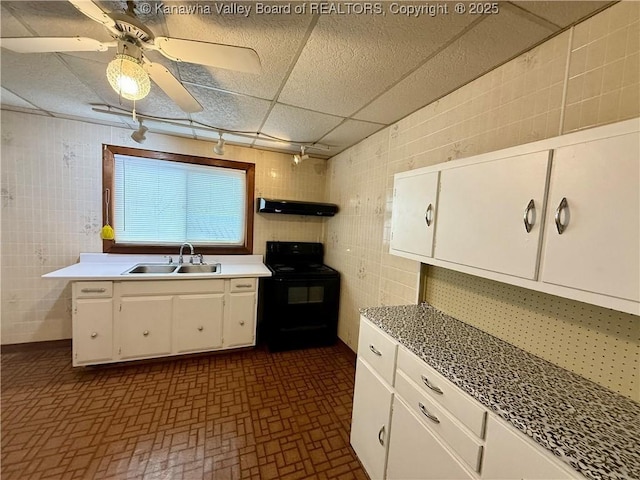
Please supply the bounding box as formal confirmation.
[1,342,368,480]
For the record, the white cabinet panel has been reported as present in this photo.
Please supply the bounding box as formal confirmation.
[434,151,551,280]
[173,294,224,353]
[482,415,575,479]
[351,359,394,480]
[541,132,640,302]
[390,171,439,259]
[224,291,256,348]
[387,398,475,480]
[119,296,172,359]
[73,298,113,365]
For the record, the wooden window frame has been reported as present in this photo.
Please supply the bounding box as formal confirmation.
[102,144,255,255]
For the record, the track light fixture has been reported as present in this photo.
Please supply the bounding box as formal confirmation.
[213,133,225,155]
[293,146,309,165]
[131,119,148,144]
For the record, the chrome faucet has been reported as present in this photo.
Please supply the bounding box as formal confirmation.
[178,242,194,264]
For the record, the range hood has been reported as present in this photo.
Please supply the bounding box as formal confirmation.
[257,198,338,217]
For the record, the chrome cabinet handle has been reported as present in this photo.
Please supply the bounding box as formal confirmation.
[369,344,382,356]
[143,330,149,337]
[421,375,443,395]
[378,425,385,446]
[523,199,535,233]
[419,402,440,424]
[425,203,433,227]
[554,197,569,234]
[90,332,98,338]
[197,326,204,332]
[81,288,106,293]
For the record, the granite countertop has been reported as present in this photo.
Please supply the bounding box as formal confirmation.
[42,253,272,280]
[360,304,640,480]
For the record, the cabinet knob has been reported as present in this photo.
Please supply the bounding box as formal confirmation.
[239,321,245,326]
[90,332,98,338]
[198,326,204,331]
[143,330,149,337]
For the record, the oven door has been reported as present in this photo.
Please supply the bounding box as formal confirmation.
[261,275,340,350]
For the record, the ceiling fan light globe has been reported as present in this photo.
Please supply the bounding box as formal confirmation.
[106,54,151,101]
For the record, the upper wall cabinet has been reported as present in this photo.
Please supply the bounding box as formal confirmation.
[389,118,640,315]
[540,132,640,303]
[390,172,439,259]
[434,151,551,280]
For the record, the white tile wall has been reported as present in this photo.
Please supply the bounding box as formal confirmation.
[0,111,325,344]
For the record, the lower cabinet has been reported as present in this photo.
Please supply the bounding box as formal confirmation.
[72,277,259,366]
[350,358,394,480]
[173,294,224,353]
[387,397,475,480]
[119,296,172,359]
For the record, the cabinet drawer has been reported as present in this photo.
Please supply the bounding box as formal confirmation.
[395,370,483,473]
[357,317,398,385]
[74,281,113,298]
[230,278,256,292]
[120,279,224,295]
[397,347,486,438]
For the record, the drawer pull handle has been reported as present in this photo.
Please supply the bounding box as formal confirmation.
[236,284,253,288]
[143,330,149,337]
[378,425,385,446]
[90,332,98,338]
[369,345,382,356]
[81,288,106,293]
[419,402,440,424]
[421,375,443,395]
[198,326,204,331]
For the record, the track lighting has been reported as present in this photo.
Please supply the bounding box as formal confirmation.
[293,146,309,165]
[131,120,148,144]
[213,133,225,155]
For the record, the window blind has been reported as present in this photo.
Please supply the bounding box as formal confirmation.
[113,154,246,245]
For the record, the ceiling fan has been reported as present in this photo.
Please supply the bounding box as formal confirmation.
[0,0,262,113]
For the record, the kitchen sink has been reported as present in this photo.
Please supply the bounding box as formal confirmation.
[124,264,178,274]
[176,263,221,274]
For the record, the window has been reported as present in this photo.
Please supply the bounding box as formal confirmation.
[103,145,254,254]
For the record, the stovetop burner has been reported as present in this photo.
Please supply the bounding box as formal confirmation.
[265,242,339,278]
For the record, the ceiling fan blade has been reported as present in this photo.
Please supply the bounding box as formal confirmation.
[144,62,203,113]
[0,37,111,53]
[154,37,261,74]
[67,0,119,34]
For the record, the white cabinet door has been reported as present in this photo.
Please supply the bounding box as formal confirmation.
[390,171,439,259]
[351,359,394,480]
[387,398,474,480]
[541,132,640,302]
[482,416,575,479]
[73,298,113,365]
[119,296,172,359]
[173,294,224,353]
[224,291,256,348]
[434,151,551,280]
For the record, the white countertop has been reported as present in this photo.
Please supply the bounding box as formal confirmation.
[42,253,272,281]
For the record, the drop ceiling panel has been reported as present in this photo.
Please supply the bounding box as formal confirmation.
[354,8,556,124]
[188,85,271,132]
[261,103,344,143]
[319,120,385,155]
[513,1,612,28]
[1,1,113,41]
[277,12,477,117]
[162,8,313,100]
[1,87,37,109]
[0,50,106,116]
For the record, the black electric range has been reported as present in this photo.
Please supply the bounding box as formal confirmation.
[260,242,340,351]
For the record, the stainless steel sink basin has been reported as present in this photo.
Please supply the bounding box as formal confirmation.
[176,264,220,274]
[124,264,178,274]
